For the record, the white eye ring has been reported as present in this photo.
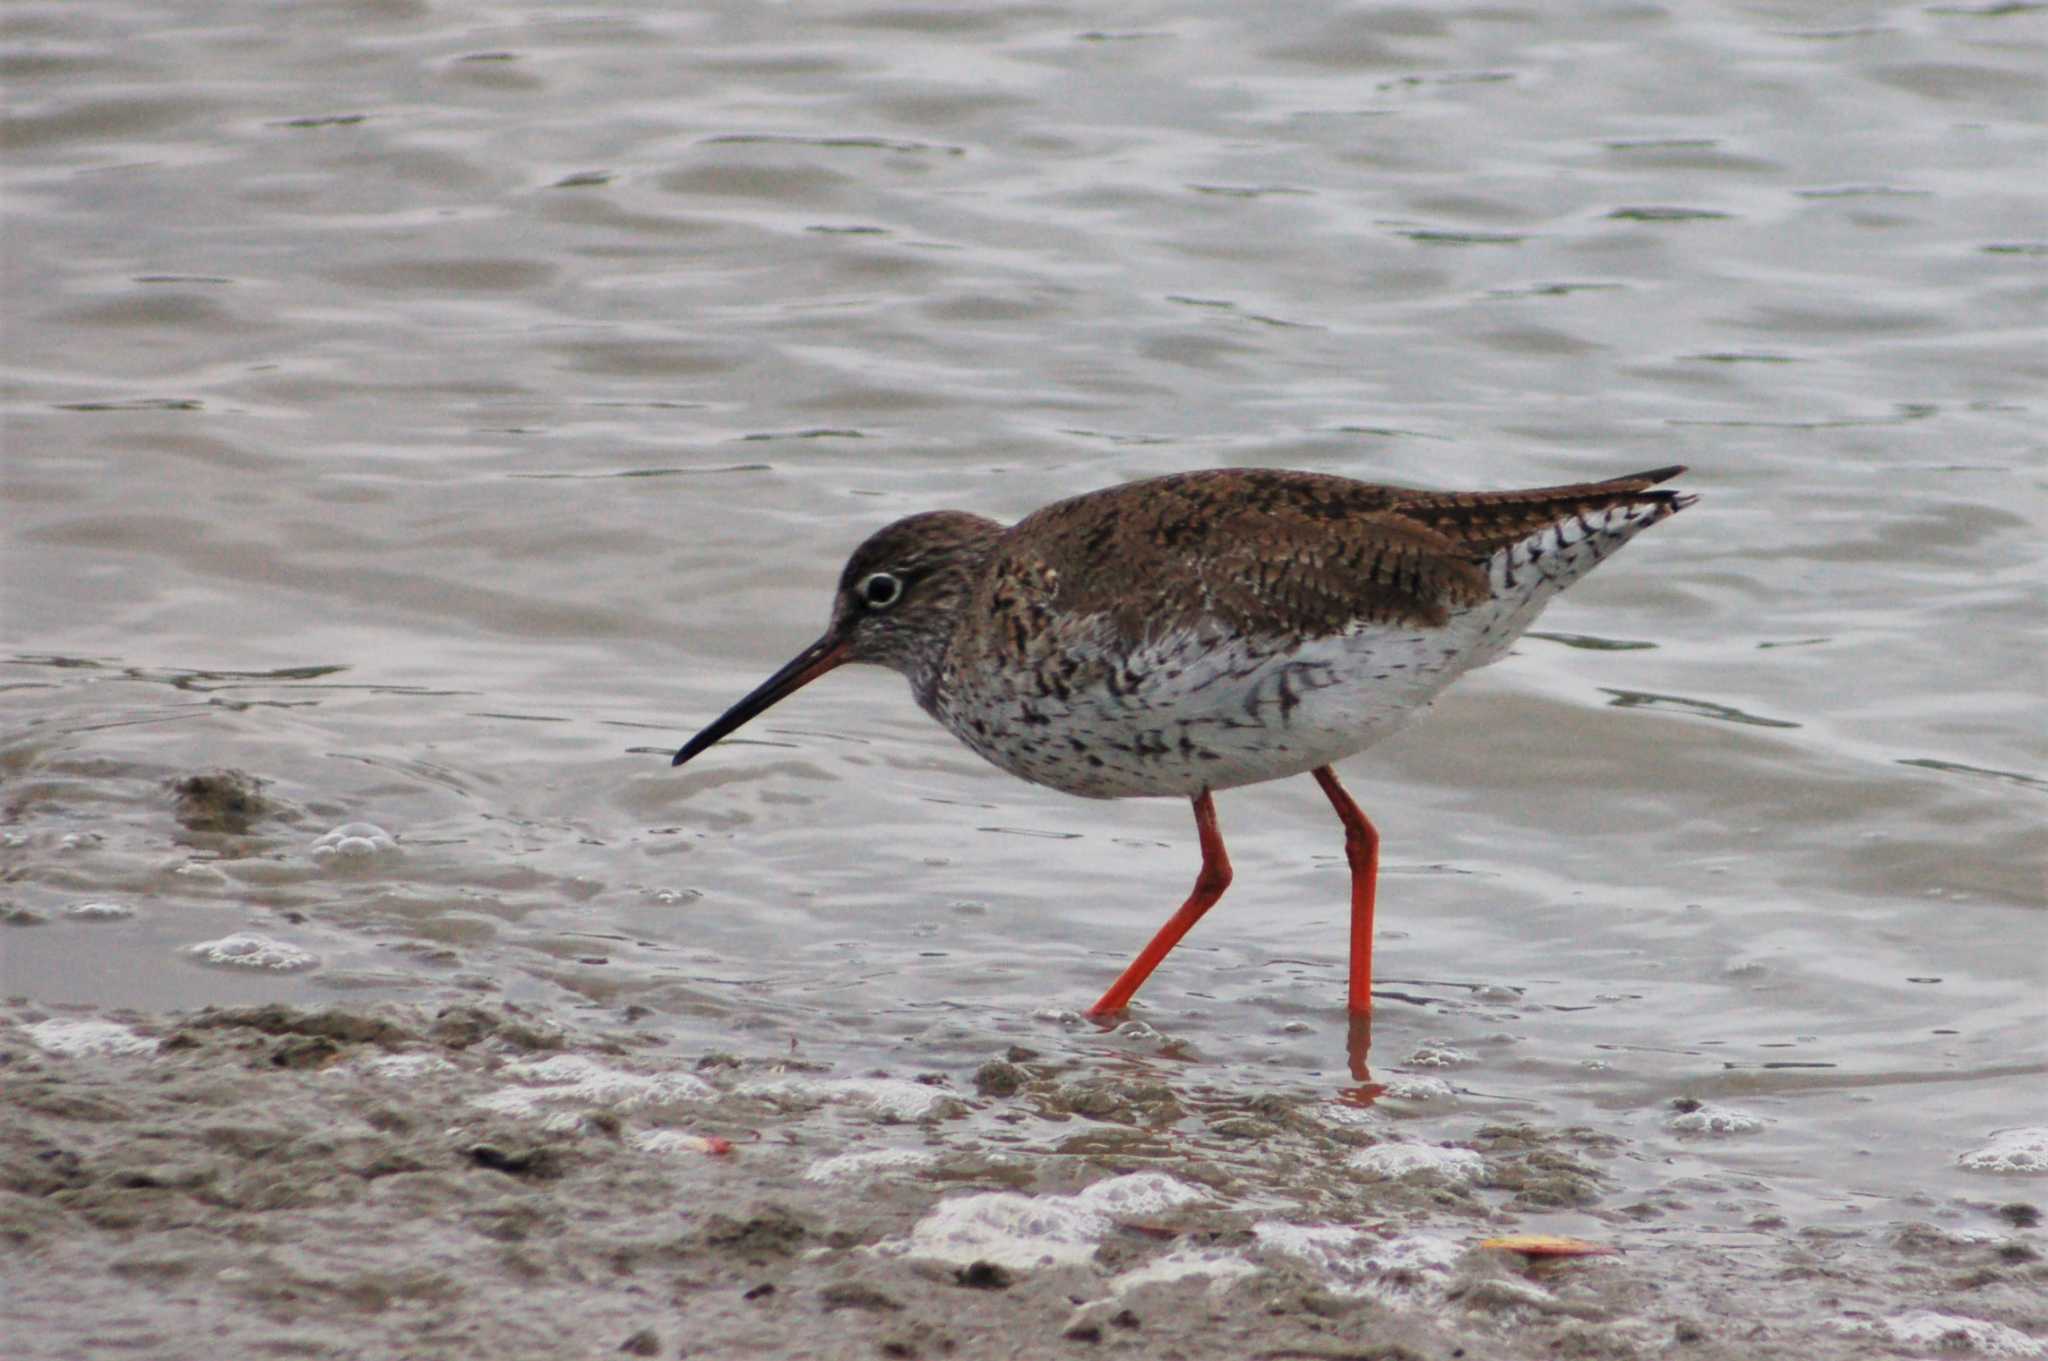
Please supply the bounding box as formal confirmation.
[858,571,903,609]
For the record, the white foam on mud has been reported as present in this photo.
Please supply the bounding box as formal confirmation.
[1379,1076,1456,1101]
[1253,1221,1474,1304]
[1666,1103,1766,1136]
[310,821,398,863]
[630,1129,730,1157]
[739,1075,953,1121]
[1345,1142,1487,1183]
[1077,1171,1205,1218]
[64,900,136,921]
[1859,1311,2047,1358]
[888,1172,1205,1271]
[1957,1128,2048,1175]
[1108,1244,1257,1295]
[472,1053,714,1121]
[802,1148,937,1183]
[21,1018,158,1057]
[344,1052,456,1081]
[1318,1100,1379,1129]
[187,933,318,971]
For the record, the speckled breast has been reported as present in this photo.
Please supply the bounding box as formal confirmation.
[922,617,1477,799]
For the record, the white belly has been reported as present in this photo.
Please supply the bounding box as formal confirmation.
[919,495,1670,799]
[929,614,1510,799]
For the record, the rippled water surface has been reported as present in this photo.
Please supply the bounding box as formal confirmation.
[5,0,2044,1246]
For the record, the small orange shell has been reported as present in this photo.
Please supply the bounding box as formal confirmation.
[1479,1235,1618,1257]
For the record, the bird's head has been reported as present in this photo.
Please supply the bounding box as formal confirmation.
[671,510,1000,767]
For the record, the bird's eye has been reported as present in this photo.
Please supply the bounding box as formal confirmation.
[858,571,903,609]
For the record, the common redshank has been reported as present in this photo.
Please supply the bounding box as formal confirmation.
[672,466,1694,1020]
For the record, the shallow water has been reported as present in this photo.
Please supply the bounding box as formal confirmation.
[4,0,2045,1302]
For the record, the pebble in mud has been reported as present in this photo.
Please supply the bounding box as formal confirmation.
[698,1206,809,1262]
[1046,1076,1181,1124]
[953,1262,1012,1290]
[180,1003,420,1048]
[428,1003,564,1052]
[972,1059,1028,1097]
[171,770,276,834]
[819,1282,902,1313]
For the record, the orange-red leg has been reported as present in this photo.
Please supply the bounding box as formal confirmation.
[1312,765,1379,1019]
[1088,790,1231,1015]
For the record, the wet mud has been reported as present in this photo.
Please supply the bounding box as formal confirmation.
[5,999,2040,1360]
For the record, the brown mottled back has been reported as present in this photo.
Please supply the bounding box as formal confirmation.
[987,466,1688,645]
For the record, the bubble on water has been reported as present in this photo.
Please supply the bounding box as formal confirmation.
[1344,1142,1487,1184]
[168,861,230,885]
[187,933,318,971]
[58,832,102,852]
[65,900,135,921]
[1474,985,1521,1004]
[1957,1128,2048,1176]
[309,822,398,864]
[22,1018,158,1057]
[647,887,701,905]
[1406,1044,1475,1068]
[1667,1103,1765,1136]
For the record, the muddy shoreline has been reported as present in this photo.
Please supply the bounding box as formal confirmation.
[5,999,2040,1360]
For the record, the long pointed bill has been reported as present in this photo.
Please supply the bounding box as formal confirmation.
[672,634,851,767]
